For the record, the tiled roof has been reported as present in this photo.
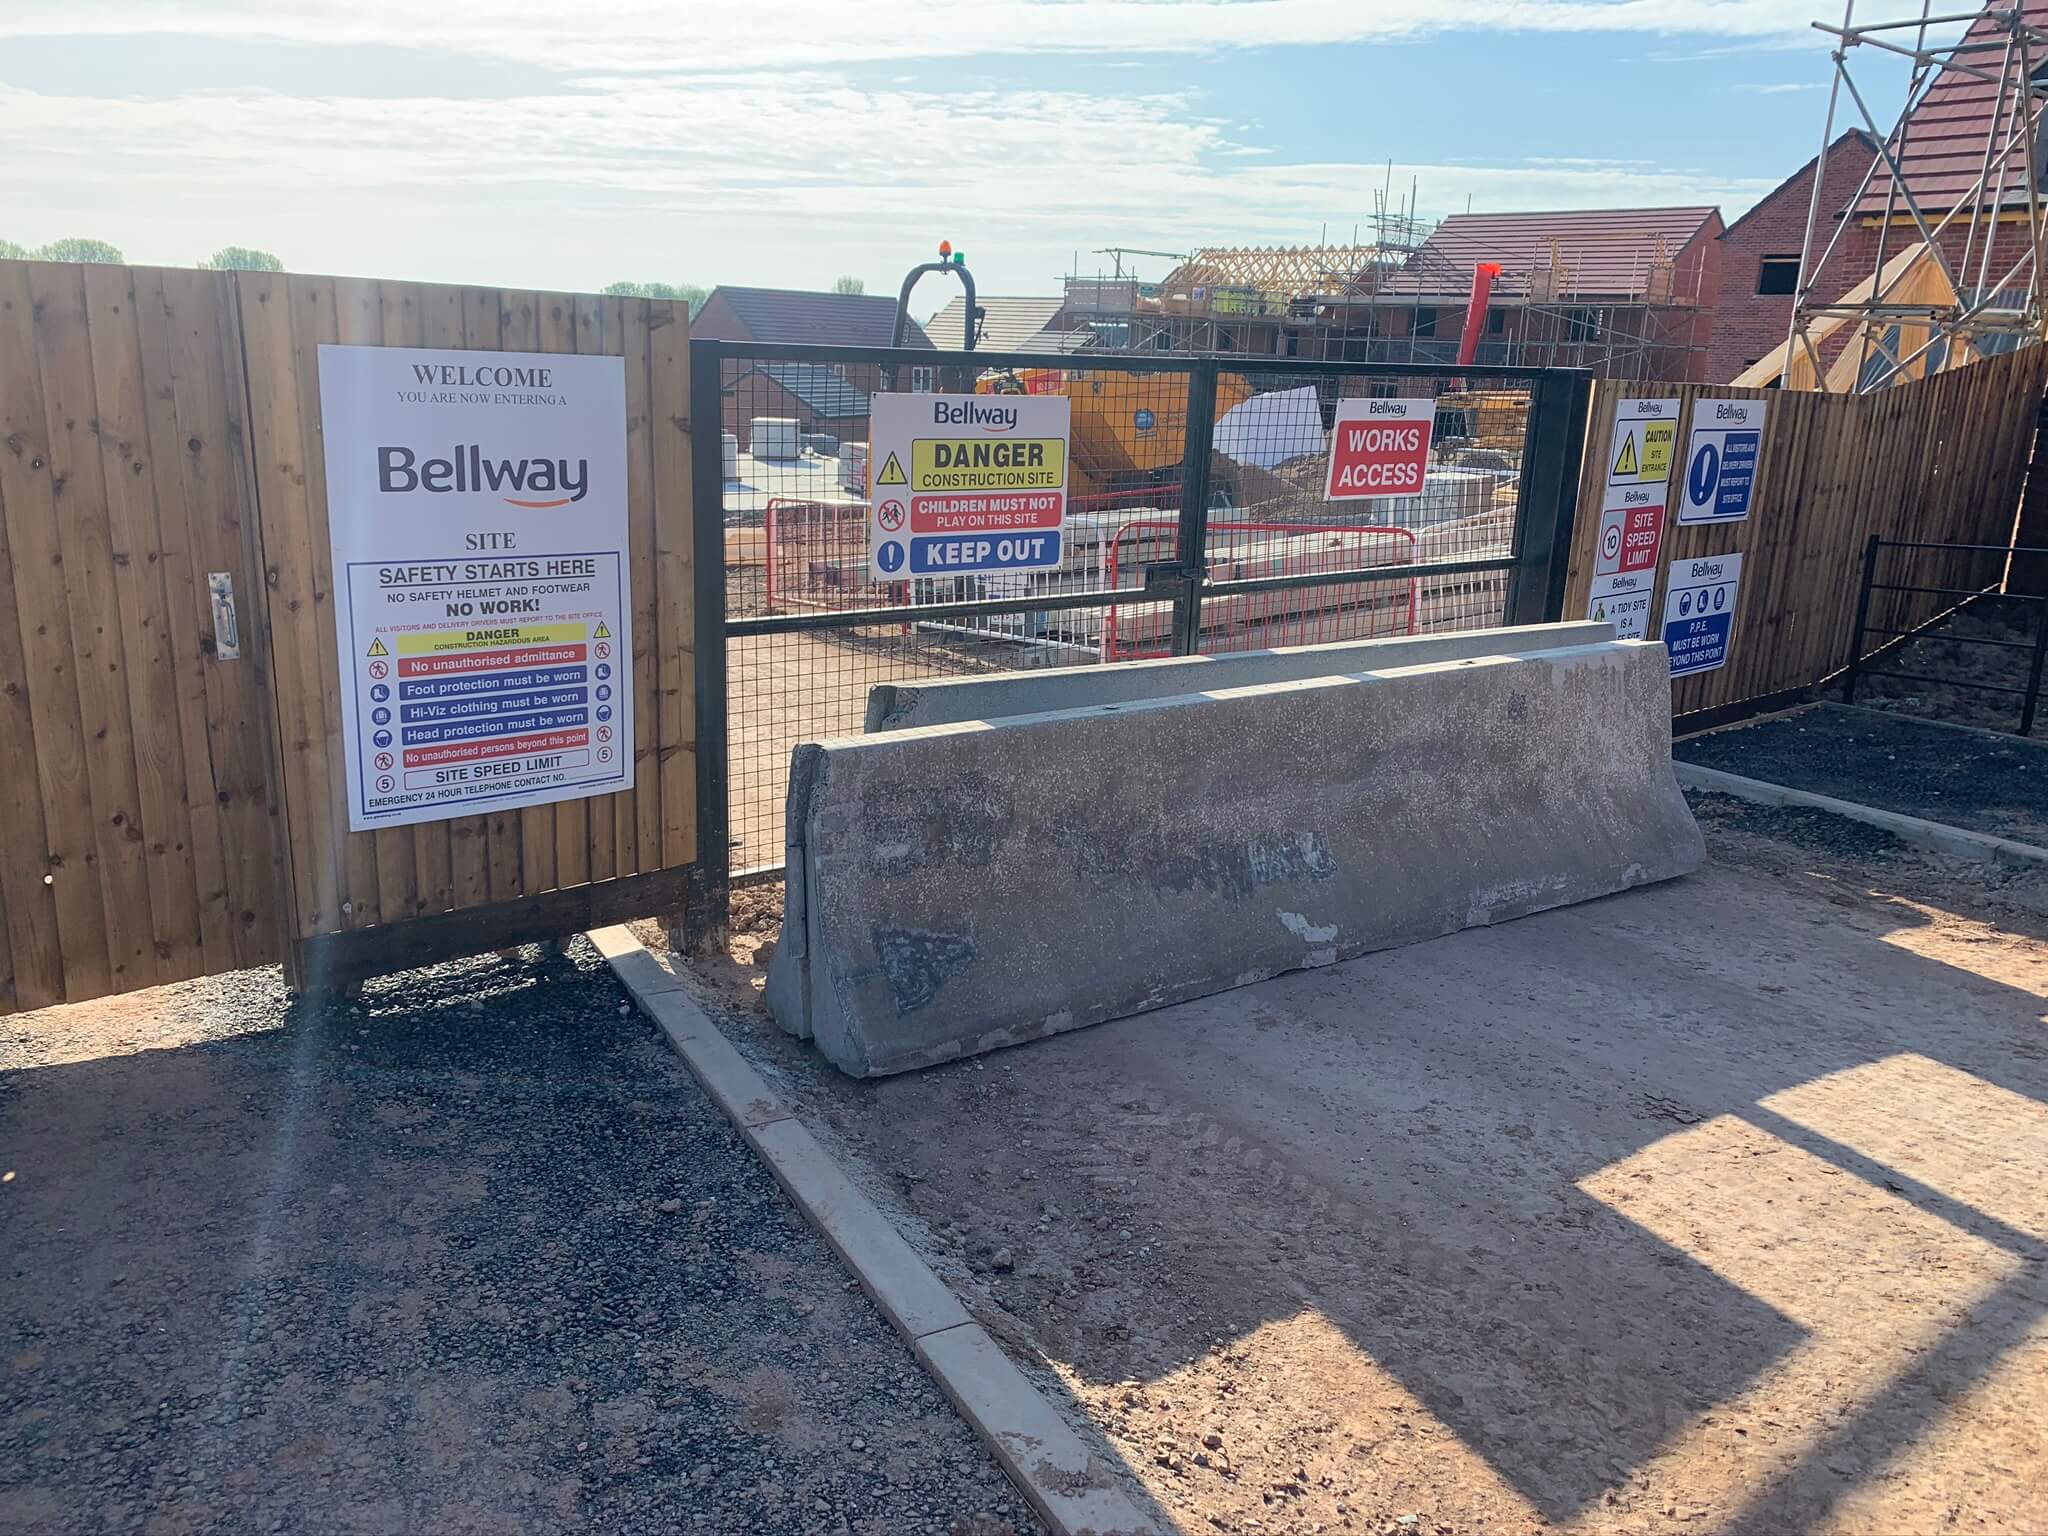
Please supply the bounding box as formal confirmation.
[926,294,1067,350]
[705,286,933,348]
[1386,207,1723,300]
[1857,1,2048,215]
[733,362,871,418]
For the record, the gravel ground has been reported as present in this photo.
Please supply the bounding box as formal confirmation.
[1677,701,2048,846]
[0,940,1040,1536]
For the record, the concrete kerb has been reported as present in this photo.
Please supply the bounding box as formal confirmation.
[587,924,1168,1536]
[1675,761,2048,866]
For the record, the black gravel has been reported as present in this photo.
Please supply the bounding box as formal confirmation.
[1683,788,1908,863]
[0,941,1039,1536]
[1676,701,2048,847]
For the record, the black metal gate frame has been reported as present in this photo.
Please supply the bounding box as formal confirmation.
[688,341,1592,928]
[1843,536,2048,733]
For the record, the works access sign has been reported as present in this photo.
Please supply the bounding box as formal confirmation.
[1325,398,1434,500]
[868,392,1071,579]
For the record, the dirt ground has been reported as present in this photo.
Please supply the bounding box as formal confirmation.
[0,942,1040,1536]
[675,804,2048,1536]
[1852,593,2038,736]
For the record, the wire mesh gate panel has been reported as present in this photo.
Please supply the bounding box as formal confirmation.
[695,342,1591,881]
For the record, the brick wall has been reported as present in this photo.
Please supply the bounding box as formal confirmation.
[1710,130,2039,383]
[1707,134,1877,382]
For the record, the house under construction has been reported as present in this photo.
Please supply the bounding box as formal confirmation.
[1758,0,2048,391]
[1056,207,1723,380]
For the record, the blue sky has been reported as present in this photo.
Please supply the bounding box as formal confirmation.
[0,2,1922,309]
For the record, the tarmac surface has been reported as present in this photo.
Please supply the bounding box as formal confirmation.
[0,941,1039,1536]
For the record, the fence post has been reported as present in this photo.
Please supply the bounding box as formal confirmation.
[2021,592,2048,735]
[683,338,732,954]
[1505,371,1594,626]
[1171,359,1220,656]
[1842,534,1883,706]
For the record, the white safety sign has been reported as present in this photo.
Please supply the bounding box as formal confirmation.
[868,392,1071,579]
[317,344,632,832]
[1595,396,1679,582]
[1661,552,1744,677]
[1325,397,1435,500]
[1587,571,1655,641]
[1679,398,1767,525]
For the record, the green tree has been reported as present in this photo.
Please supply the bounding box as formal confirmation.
[831,275,865,295]
[0,239,27,260]
[599,280,707,316]
[200,246,283,272]
[35,237,124,264]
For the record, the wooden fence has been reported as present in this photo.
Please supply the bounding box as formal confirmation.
[1562,344,2048,726]
[0,262,701,1013]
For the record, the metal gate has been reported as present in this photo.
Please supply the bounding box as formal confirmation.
[688,341,1591,899]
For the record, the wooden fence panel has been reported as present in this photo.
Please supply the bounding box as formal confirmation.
[0,261,700,1010]
[1563,346,2048,724]
[0,262,284,1012]
[237,272,698,987]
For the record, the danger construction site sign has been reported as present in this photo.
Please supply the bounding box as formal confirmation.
[867,391,1071,579]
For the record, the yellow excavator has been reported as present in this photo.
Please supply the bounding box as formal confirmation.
[978,366,1254,501]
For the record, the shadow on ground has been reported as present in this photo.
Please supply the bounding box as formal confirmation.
[705,844,2048,1534]
[0,943,1041,1536]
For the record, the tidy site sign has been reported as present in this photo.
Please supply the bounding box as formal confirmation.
[868,392,1071,579]
[317,345,632,832]
[1325,397,1434,500]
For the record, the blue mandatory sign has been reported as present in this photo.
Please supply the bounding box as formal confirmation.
[876,540,906,574]
[373,729,393,749]
[1661,554,1744,678]
[596,705,613,723]
[596,684,613,702]
[371,706,391,726]
[595,662,612,681]
[1679,402,1765,525]
[910,532,1062,575]
[370,683,390,703]
[1134,408,1157,434]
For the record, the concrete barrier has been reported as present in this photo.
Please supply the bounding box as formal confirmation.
[862,621,1614,733]
[767,637,1703,1076]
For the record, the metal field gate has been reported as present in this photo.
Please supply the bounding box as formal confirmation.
[690,341,1592,898]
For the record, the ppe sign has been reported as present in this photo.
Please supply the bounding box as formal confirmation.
[1679,399,1766,525]
[1662,552,1744,677]
[1325,397,1434,500]
[318,344,631,831]
[869,392,1070,578]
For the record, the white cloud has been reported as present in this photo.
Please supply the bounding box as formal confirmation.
[0,73,1774,293]
[1,1,1831,72]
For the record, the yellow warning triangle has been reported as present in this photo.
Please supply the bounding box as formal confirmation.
[593,620,611,639]
[1612,431,1639,478]
[877,451,907,486]
[366,637,388,657]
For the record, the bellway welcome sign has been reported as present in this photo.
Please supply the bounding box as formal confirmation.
[317,345,633,832]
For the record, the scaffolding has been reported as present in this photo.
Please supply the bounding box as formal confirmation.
[1057,228,1713,380]
[1785,0,2048,391]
